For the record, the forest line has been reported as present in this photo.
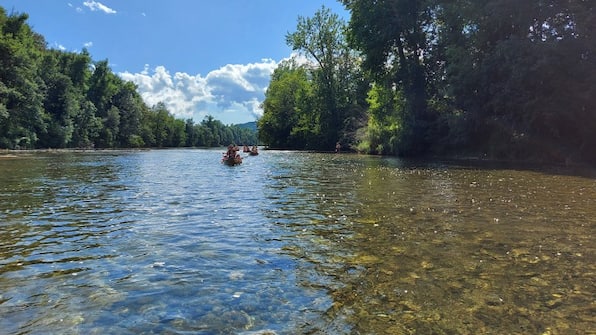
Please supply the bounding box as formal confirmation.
[0,7,257,150]
[258,1,595,165]
[2,2,594,165]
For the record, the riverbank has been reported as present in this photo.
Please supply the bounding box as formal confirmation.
[0,148,151,156]
[263,146,596,178]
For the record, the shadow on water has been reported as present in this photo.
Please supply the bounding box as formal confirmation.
[415,156,596,179]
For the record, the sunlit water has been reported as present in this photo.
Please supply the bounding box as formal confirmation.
[0,149,594,334]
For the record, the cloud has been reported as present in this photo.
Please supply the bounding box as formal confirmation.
[206,62,273,108]
[118,59,278,125]
[51,42,67,51]
[83,41,93,48]
[82,1,117,14]
[67,2,83,13]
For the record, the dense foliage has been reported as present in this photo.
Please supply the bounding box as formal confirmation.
[0,7,256,149]
[260,7,368,150]
[259,1,595,164]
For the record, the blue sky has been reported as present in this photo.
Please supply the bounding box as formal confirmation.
[2,0,349,124]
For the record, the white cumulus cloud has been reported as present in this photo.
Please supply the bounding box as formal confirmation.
[118,59,278,125]
[83,1,117,14]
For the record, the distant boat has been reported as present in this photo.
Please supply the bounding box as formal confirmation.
[222,154,242,166]
[223,144,242,165]
[249,146,259,156]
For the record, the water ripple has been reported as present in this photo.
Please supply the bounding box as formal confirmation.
[0,150,594,334]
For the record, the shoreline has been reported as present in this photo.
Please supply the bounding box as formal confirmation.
[0,148,149,158]
[2,148,594,176]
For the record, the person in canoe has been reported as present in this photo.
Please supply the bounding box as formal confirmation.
[335,141,341,153]
[225,144,235,157]
[222,144,242,165]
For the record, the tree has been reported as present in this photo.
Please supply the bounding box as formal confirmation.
[113,81,143,147]
[201,115,222,146]
[71,100,101,148]
[434,0,596,162]
[342,0,438,156]
[286,6,352,149]
[100,106,120,148]
[258,60,314,148]
[0,5,260,150]
[38,52,77,148]
[151,102,170,147]
[169,118,187,147]
[184,118,198,146]
[356,82,404,154]
[87,60,118,119]
[0,9,47,148]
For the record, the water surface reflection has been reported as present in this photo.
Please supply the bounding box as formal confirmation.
[266,155,594,334]
[0,150,594,334]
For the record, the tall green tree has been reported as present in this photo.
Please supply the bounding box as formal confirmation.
[258,60,314,148]
[356,82,404,154]
[201,115,222,146]
[342,0,437,156]
[38,52,77,148]
[285,6,353,149]
[87,60,119,118]
[71,100,101,148]
[435,0,596,162]
[184,118,197,147]
[113,81,143,147]
[0,9,47,148]
[150,102,170,147]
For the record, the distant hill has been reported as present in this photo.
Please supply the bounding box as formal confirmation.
[235,121,257,132]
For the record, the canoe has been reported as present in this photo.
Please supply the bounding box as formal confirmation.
[222,155,242,166]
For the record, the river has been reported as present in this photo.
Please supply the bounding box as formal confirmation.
[0,149,594,334]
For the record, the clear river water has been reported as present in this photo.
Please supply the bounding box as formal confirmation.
[0,149,594,334]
